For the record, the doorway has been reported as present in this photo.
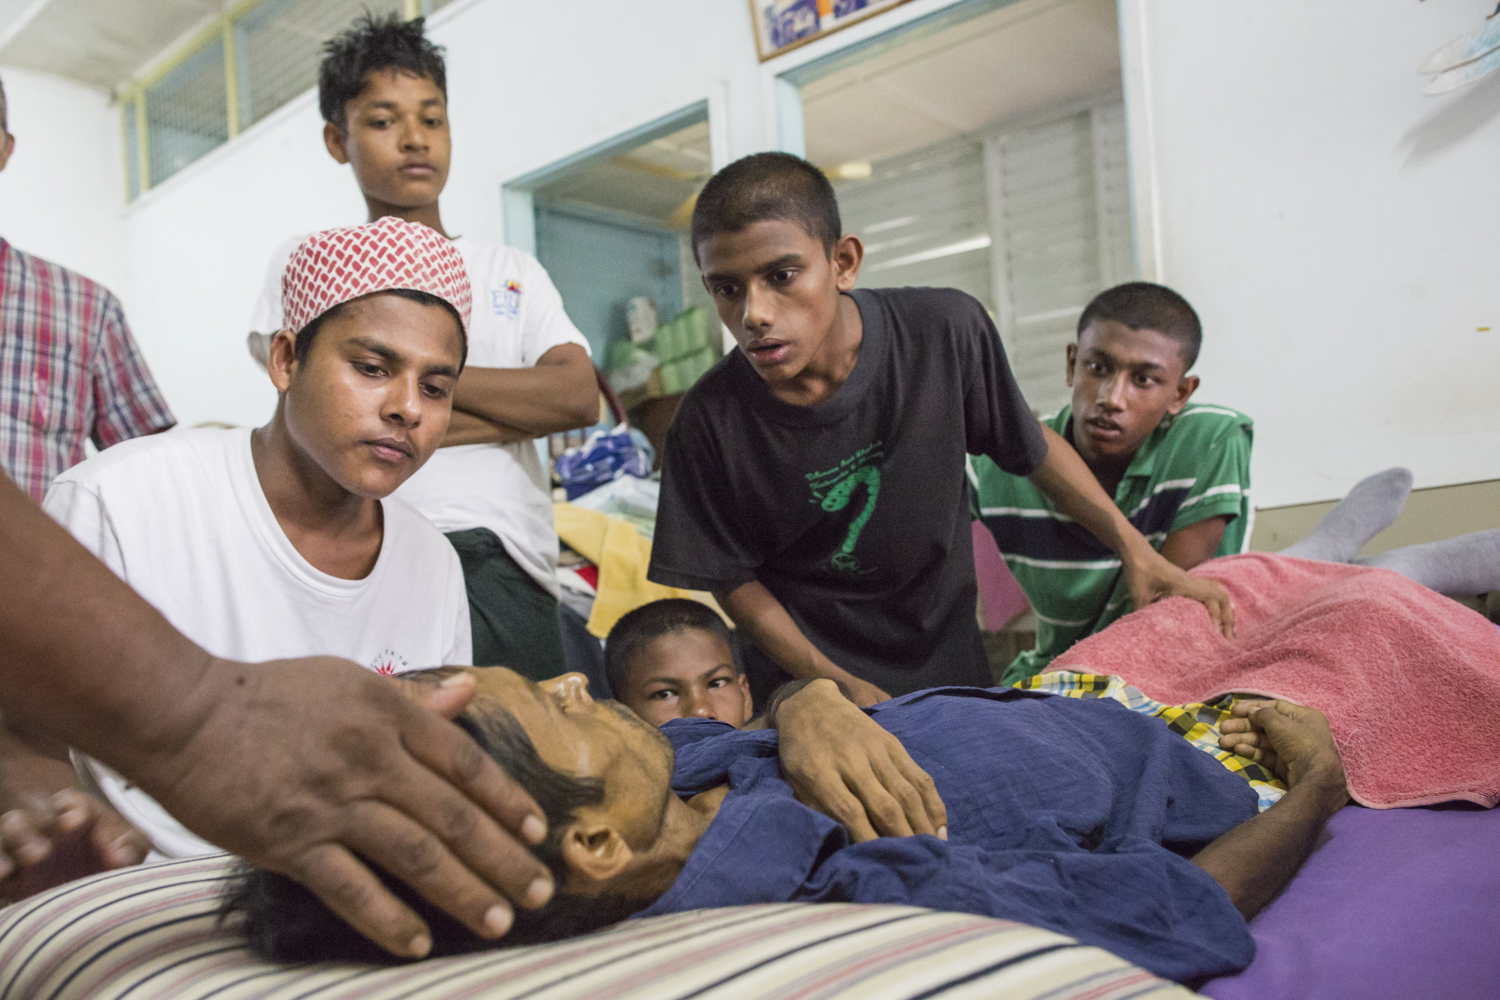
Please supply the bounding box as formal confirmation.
[533,204,683,364]
[505,106,719,457]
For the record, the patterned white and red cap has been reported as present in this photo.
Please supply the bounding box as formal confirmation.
[281,215,471,336]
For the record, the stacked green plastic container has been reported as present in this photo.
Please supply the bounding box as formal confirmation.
[652,307,721,394]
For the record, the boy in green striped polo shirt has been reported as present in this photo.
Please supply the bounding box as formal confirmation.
[973,283,1252,685]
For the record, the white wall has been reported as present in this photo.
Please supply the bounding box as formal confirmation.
[75,0,1500,507]
[116,0,981,429]
[0,66,126,296]
[119,0,769,429]
[122,94,366,428]
[1123,0,1500,507]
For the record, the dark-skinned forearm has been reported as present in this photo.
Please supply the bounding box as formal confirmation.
[451,344,597,434]
[1189,771,1346,919]
[440,409,532,448]
[716,582,856,686]
[762,679,823,727]
[0,719,81,813]
[1158,516,1230,571]
[0,479,220,778]
[1027,425,1154,561]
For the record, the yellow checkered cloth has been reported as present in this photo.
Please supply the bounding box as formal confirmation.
[1019,671,1287,811]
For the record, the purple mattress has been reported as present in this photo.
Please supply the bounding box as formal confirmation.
[1202,803,1500,999]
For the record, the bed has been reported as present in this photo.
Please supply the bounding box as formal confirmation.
[0,854,1192,1000]
[1,799,1493,1000]
[1202,802,1500,998]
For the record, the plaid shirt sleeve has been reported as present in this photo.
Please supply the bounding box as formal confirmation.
[89,292,175,449]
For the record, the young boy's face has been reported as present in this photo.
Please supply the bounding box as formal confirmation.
[269,292,463,500]
[698,220,862,394]
[324,70,450,211]
[1065,319,1199,469]
[619,628,752,729]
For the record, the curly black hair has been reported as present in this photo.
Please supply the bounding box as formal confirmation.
[318,12,447,129]
[220,693,647,963]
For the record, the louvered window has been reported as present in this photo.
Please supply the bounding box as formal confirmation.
[236,0,406,130]
[120,0,443,199]
[122,95,142,200]
[839,138,993,310]
[836,97,1135,416]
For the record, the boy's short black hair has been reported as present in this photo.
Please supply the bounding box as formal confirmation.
[221,685,645,962]
[605,599,736,697]
[1077,282,1203,369]
[294,288,468,369]
[319,13,447,129]
[690,152,841,261]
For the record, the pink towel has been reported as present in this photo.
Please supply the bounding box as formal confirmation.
[1051,553,1500,809]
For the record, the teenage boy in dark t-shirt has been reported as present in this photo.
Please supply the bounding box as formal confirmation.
[648,153,1232,707]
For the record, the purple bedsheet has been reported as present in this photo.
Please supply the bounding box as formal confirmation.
[1202,803,1500,1000]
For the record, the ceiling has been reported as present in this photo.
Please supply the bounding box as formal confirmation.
[0,0,34,44]
[0,0,218,91]
[536,119,713,230]
[801,0,1121,168]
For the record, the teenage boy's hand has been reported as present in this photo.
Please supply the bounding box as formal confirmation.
[772,679,947,842]
[1124,548,1235,638]
[0,789,149,903]
[843,676,893,708]
[1028,425,1235,639]
[127,658,553,959]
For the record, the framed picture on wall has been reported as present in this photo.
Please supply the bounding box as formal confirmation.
[749,0,914,60]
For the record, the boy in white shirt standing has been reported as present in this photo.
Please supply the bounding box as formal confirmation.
[248,15,596,680]
[0,216,474,878]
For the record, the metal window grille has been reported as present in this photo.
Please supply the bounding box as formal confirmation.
[993,105,1136,415]
[833,100,1135,416]
[236,0,405,130]
[121,95,141,200]
[995,112,1102,415]
[144,36,229,188]
[837,137,993,312]
[121,0,437,200]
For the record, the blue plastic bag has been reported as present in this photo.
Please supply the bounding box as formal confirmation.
[555,425,652,500]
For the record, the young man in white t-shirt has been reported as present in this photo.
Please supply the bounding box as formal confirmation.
[0,217,474,880]
[248,15,597,680]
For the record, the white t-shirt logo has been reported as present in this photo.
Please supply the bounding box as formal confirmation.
[370,649,412,676]
[491,280,522,319]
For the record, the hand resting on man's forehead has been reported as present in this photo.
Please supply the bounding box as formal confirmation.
[222,666,945,964]
[224,667,672,962]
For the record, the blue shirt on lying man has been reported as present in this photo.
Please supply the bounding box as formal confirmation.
[643,687,1259,982]
[227,670,1348,981]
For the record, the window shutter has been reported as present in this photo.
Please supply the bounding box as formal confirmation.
[831,98,1135,417]
[1091,101,1135,290]
[837,138,993,311]
[235,0,406,131]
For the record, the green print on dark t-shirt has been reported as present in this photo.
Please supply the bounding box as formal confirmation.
[806,441,884,574]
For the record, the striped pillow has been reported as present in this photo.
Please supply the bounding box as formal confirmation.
[0,855,1195,1000]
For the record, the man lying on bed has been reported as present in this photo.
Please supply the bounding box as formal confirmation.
[226,667,1348,983]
